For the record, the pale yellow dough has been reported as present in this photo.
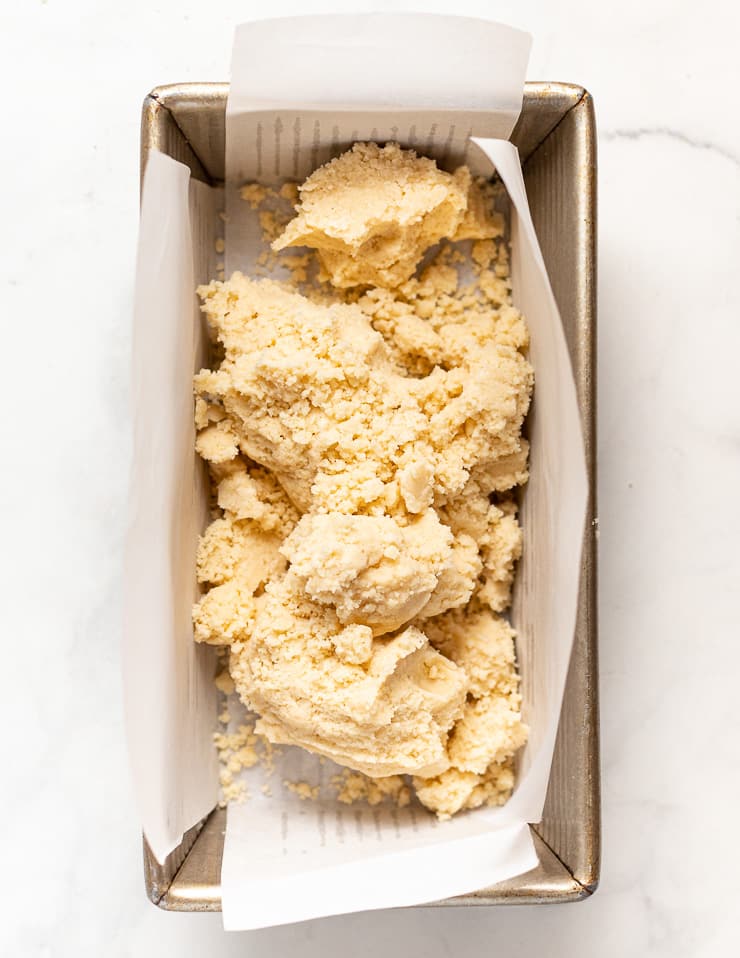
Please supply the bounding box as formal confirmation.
[281,510,455,635]
[195,275,531,516]
[272,142,501,288]
[193,143,533,816]
[230,574,468,778]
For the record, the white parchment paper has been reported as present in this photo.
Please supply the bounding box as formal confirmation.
[125,13,588,930]
[124,152,222,862]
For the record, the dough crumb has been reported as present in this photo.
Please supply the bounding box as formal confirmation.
[213,723,259,806]
[273,142,485,288]
[279,181,300,204]
[215,667,235,696]
[332,770,412,809]
[284,780,320,801]
[239,183,269,208]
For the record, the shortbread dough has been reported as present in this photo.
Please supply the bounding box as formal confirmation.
[193,143,532,815]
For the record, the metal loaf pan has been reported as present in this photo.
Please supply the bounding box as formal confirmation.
[139,81,599,910]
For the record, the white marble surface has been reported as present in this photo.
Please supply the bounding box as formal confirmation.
[2,0,739,954]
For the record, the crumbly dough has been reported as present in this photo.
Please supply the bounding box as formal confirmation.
[212,710,287,806]
[281,510,454,635]
[411,604,527,818]
[195,275,531,515]
[284,780,320,801]
[193,143,533,816]
[333,770,411,808]
[272,142,501,288]
[230,573,468,778]
[213,723,259,806]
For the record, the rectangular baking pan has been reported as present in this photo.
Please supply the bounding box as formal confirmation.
[139,81,599,909]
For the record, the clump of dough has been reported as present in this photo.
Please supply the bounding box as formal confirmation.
[333,770,411,808]
[418,532,482,619]
[284,780,320,801]
[195,275,413,512]
[413,761,517,820]
[195,275,531,516]
[215,459,300,536]
[281,510,454,634]
[230,574,468,778]
[191,460,299,645]
[195,419,239,464]
[272,142,499,288]
[412,604,528,818]
[437,478,524,612]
